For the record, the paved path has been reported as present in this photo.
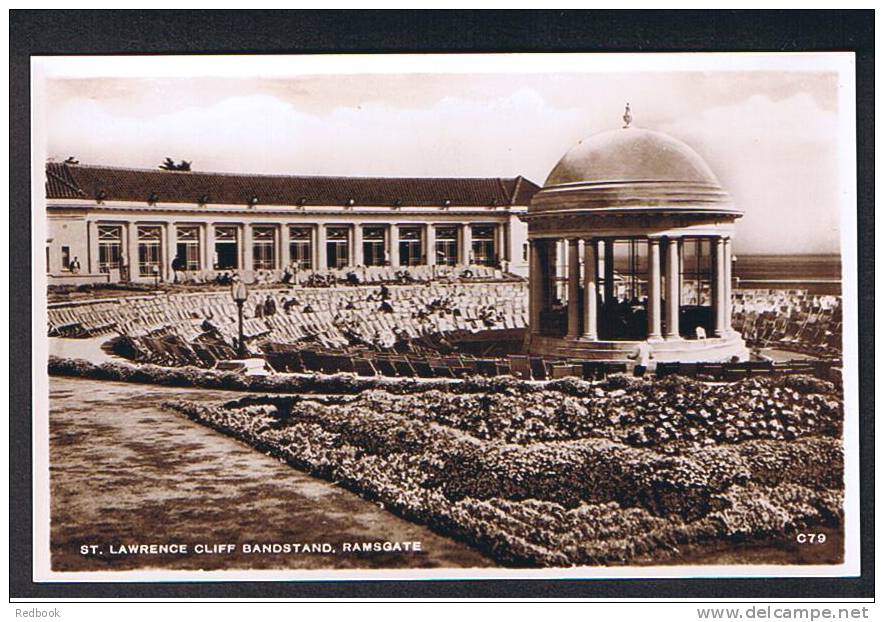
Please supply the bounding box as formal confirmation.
[49,376,493,572]
[49,337,120,365]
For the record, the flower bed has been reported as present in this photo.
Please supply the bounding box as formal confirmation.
[163,372,844,567]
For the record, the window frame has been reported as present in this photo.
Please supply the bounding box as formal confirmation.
[252,225,277,270]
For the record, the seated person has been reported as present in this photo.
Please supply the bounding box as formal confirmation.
[283,297,299,312]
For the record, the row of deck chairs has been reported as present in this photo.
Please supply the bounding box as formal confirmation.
[48,304,118,337]
[115,334,237,368]
[264,341,839,383]
[733,288,842,357]
[176,264,508,286]
[264,347,634,381]
[655,359,838,381]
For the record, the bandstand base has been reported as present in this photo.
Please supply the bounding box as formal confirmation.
[527,332,749,363]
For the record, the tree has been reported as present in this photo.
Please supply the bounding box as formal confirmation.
[159,158,192,171]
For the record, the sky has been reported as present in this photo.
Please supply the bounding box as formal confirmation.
[42,67,846,254]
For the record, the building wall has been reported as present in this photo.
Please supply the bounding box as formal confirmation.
[46,213,89,275]
[45,201,531,282]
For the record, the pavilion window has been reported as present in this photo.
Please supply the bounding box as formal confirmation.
[214,226,239,270]
[612,239,649,302]
[597,242,610,302]
[175,225,201,271]
[97,225,123,273]
[252,226,277,270]
[289,226,313,270]
[326,226,350,269]
[680,238,713,306]
[61,246,71,270]
[362,226,385,266]
[398,226,423,267]
[680,237,714,338]
[137,226,162,277]
[471,224,496,266]
[435,226,458,265]
[595,239,651,340]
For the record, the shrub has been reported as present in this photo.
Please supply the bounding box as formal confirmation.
[162,390,844,567]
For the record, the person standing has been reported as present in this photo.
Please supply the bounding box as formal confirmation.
[171,254,186,284]
[628,341,653,377]
[263,294,276,317]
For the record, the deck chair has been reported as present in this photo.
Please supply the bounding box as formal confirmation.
[581,361,606,381]
[507,355,531,380]
[353,358,378,377]
[373,357,398,377]
[654,362,680,378]
[409,357,435,378]
[476,359,498,377]
[392,357,416,377]
[528,357,548,380]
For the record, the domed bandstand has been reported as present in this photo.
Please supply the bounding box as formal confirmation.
[524,107,749,363]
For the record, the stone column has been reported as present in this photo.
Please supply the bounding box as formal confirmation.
[714,236,727,336]
[352,224,364,266]
[204,223,216,272]
[315,223,327,271]
[86,220,100,274]
[126,222,139,280]
[279,223,291,269]
[461,223,472,265]
[556,240,567,302]
[582,239,598,340]
[647,238,662,340]
[529,239,542,335]
[665,237,681,339]
[496,223,507,266]
[388,224,400,268]
[567,239,581,339]
[242,223,254,273]
[724,237,733,333]
[165,223,177,281]
[603,239,615,304]
[424,224,436,266]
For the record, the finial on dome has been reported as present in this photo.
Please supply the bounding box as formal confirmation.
[622,102,633,129]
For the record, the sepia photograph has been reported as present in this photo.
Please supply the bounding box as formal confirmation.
[29,50,860,583]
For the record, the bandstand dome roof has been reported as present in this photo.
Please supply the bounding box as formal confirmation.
[530,110,740,218]
[544,127,720,188]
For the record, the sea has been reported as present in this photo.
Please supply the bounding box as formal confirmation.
[734,254,842,295]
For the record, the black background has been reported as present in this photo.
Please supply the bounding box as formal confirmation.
[9,9,875,600]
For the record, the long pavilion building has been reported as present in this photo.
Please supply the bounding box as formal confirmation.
[44,162,538,283]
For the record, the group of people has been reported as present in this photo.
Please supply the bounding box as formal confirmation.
[250,284,403,320]
[253,295,278,318]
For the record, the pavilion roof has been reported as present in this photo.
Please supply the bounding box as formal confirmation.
[45,162,540,208]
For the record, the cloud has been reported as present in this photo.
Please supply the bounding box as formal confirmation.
[47,87,587,183]
[658,93,841,254]
[45,80,844,254]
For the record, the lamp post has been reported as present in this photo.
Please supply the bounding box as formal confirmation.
[231,281,248,358]
[152,264,159,292]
